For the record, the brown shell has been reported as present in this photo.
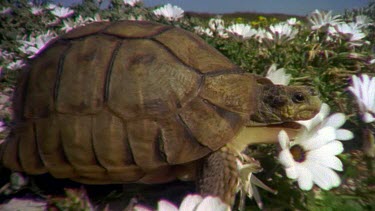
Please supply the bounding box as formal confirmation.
[0,21,259,184]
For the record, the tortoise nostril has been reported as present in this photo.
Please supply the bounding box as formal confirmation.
[292,92,305,103]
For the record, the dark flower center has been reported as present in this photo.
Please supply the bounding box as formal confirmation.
[290,145,306,162]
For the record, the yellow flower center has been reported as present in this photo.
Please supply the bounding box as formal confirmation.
[290,145,306,162]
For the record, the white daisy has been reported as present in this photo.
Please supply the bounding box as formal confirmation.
[265,64,291,85]
[278,108,353,190]
[123,0,141,7]
[348,74,375,123]
[194,26,213,37]
[254,28,272,43]
[297,103,330,131]
[127,14,145,21]
[153,4,184,21]
[286,18,301,26]
[328,22,366,46]
[61,16,89,33]
[226,23,257,40]
[7,60,26,70]
[61,18,76,32]
[0,50,15,61]
[47,18,61,27]
[45,3,57,10]
[355,15,373,28]
[267,22,298,44]
[237,154,276,210]
[307,9,342,31]
[51,6,74,19]
[18,31,56,58]
[206,18,229,38]
[208,18,225,32]
[134,194,230,211]
[0,7,12,15]
[85,14,109,23]
[0,121,5,133]
[30,6,43,15]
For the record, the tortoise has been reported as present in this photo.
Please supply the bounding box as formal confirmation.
[0,20,321,205]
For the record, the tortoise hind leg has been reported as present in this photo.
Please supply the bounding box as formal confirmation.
[197,146,238,205]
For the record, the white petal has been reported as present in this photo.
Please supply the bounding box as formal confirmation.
[295,165,313,190]
[179,194,203,211]
[336,129,354,140]
[367,77,375,109]
[278,150,295,168]
[300,127,336,150]
[250,175,277,194]
[250,184,263,209]
[307,153,343,171]
[323,113,346,128]
[317,126,336,140]
[134,205,153,211]
[310,140,344,155]
[285,166,298,179]
[306,161,341,190]
[363,112,375,123]
[195,196,230,211]
[157,200,178,211]
[278,130,290,149]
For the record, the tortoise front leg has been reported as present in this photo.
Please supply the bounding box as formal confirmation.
[197,146,238,205]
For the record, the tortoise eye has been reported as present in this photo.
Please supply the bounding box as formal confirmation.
[292,92,305,103]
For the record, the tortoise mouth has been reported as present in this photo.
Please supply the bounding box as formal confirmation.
[294,109,319,120]
[245,121,302,129]
[264,122,302,129]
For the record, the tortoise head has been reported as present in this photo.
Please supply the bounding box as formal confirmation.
[250,84,321,124]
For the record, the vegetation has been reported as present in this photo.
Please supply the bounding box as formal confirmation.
[0,0,374,210]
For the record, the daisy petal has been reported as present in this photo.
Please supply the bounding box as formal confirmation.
[323,113,346,128]
[298,103,330,130]
[336,129,354,140]
[301,126,336,150]
[157,200,178,211]
[307,161,341,190]
[278,130,290,149]
[195,196,230,211]
[285,166,298,179]
[307,153,343,171]
[295,165,313,190]
[363,112,375,123]
[310,140,344,155]
[179,194,203,211]
[133,205,153,211]
[278,150,295,168]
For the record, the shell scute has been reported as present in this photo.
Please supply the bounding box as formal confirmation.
[35,116,76,178]
[104,20,172,38]
[126,119,168,171]
[154,28,239,74]
[56,35,119,114]
[158,116,211,164]
[24,41,70,118]
[107,39,201,120]
[62,21,112,39]
[178,97,243,151]
[200,73,258,114]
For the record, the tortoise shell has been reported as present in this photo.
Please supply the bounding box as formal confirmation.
[0,21,260,184]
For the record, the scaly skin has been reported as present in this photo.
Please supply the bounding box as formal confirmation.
[197,84,322,207]
[197,146,238,205]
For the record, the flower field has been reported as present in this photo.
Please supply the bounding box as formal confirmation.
[0,0,374,210]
